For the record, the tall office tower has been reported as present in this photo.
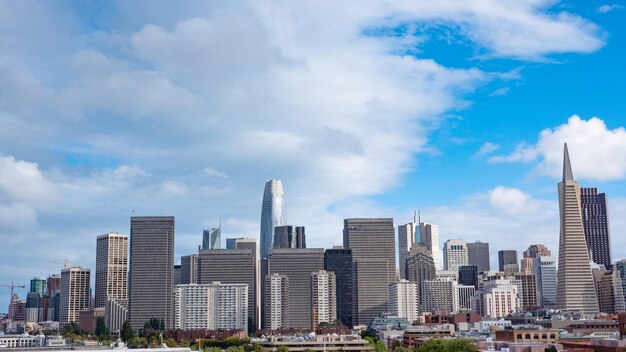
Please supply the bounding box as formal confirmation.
[59,267,91,324]
[30,277,47,297]
[556,144,600,314]
[229,237,259,328]
[324,247,352,327]
[456,285,476,311]
[311,270,337,325]
[593,269,616,314]
[458,265,478,288]
[128,216,175,330]
[180,254,198,285]
[421,278,455,312]
[260,179,287,259]
[498,250,519,272]
[522,244,552,274]
[265,273,289,330]
[472,279,521,318]
[267,248,324,329]
[443,239,468,272]
[467,241,490,273]
[513,273,538,310]
[105,298,127,334]
[398,214,418,279]
[197,249,256,329]
[174,283,248,330]
[388,280,418,322]
[420,222,441,269]
[202,227,221,250]
[405,244,436,311]
[343,218,395,326]
[580,187,612,268]
[273,225,306,249]
[47,274,61,296]
[95,233,128,310]
[25,292,41,322]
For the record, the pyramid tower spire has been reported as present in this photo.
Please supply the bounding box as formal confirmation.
[563,143,574,182]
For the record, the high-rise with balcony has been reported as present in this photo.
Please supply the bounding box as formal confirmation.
[443,239,468,272]
[343,218,395,326]
[95,233,128,309]
[128,216,175,329]
[389,280,418,322]
[580,187,612,268]
[311,270,337,326]
[260,179,287,259]
[174,283,248,331]
[265,273,289,330]
[556,144,599,314]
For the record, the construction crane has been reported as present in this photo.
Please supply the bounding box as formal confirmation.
[45,259,75,269]
[1,282,26,320]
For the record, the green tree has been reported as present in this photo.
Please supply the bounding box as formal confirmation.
[415,338,477,352]
[127,336,148,348]
[226,346,245,352]
[121,320,134,342]
[544,347,558,352]
[276,345,289,352]
[63,322,80,335]
[206,347,222,352]
[95,317,109,337]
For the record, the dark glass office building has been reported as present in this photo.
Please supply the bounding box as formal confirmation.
[324,248,352,327]
[580,187,612,268]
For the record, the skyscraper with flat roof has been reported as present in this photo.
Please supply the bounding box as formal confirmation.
[128,216,175,329]
[580,187,612,268]
[343,218,395,326]
[267,248,325,329]
[556,144,599,314]
[467,241,490,273]
[398,216,417,279]
[260,179,287,259]
[443,239,468,272]
[273,225,306,249]
[95,232,128,310]
[498,250,519,273]
[180,254,197,285]
[324,247,352,327]
[59,267,91,324]
[197,249,256,329]
[420,222,441,269]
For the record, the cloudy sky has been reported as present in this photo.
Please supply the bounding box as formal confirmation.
[1,0,625,308]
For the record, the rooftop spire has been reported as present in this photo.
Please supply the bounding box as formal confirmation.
[563,143,574,182]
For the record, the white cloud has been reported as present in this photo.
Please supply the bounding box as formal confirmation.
[0,155,55,204]
[488,186,544,216]
[488,116,626,181]
[597,4,624,13]
[489,87,509,96]
[474,142,500,157]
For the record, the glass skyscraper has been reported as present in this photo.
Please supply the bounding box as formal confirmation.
[202,227,221,249]
[260,179,287,259]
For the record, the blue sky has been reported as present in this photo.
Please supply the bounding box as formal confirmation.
[1,0,626,311]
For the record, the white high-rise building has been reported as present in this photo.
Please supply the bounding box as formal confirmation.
[472,279,521,318]
[389,280,418,322]
[398,218,417,279]
[443,239,468,272]
[95,233,128,310]
[533,256,557,308]
[556,144,599,314]
[260,180,287,259]
[311,270,337,325]
[265,273,289,330]
[420,222,441,270]
[174,283,248,331]
[59,267,91,324]
[421,278,455,312]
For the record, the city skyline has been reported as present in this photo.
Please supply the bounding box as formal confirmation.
[2,1,626,310]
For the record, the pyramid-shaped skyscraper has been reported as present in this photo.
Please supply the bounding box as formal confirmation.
[556,143,599,314]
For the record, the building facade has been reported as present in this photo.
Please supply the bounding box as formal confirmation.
[580,187,612,268]
[174,283,248,330]
[273,225,306,249]
[260,179,287,259]
[59,267,91,324]
[398,218,417,280]
[265,273,289,330]
[420,222,441,270]
[343,218,395,326]
[472,279,521,318]
[324,247,352,327]
[458,265,478,288]
[533,256,557,308]
[406,244,436,312]
[267,248,325,329]
[498,250,518,273]
[556,144,599,314]
[443,239,468,272]
[467,241,490,273]
[128,216,175,329]
[311,270,337,326]
[180,254,198,285]
[202,227,221,250]
[389,280,418,322]
[95,232,128,310]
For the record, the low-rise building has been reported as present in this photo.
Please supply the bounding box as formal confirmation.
[402,324,455,348]
[495,327,559,343]
[256,334,374,352]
